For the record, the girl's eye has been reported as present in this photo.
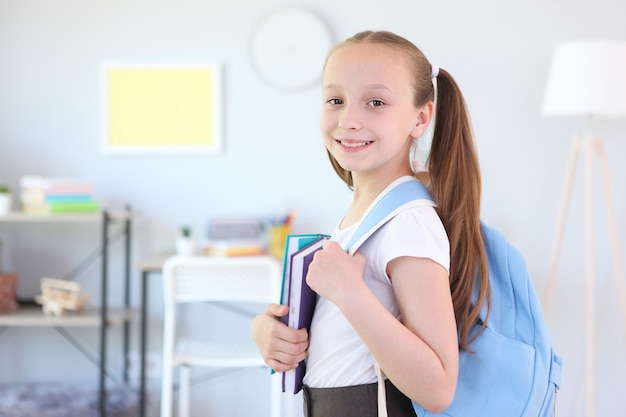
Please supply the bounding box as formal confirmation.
[368,99,385,107]
[326,98,343,105]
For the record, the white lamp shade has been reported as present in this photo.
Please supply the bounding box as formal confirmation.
[542,41,626,118]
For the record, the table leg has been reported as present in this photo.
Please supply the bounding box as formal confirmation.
[140,270,148,417]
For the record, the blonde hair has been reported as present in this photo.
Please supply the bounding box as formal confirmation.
[325,30,490,352]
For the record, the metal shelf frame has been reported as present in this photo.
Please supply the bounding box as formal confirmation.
[0,208,133,417]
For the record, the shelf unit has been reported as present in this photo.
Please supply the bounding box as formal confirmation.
[0,209,133,417]
[0,305,132,327]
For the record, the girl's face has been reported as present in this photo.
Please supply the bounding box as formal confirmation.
[321,42,432,183]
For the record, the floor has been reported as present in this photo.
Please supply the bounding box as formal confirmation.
[0,383,143,417]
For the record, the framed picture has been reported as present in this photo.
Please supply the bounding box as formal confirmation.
[100,62,223,155]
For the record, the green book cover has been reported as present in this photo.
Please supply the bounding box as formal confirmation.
[48,200,99,213]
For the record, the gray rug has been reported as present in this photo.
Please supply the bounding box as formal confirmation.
[0,383,139,417]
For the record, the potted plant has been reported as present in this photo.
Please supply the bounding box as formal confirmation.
[176,225,196,256]
[0,184,11,215]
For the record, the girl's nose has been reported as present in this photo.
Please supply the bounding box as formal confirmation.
[338,103,362,130]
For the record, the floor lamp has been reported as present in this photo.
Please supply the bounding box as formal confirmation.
[542,41,626,416]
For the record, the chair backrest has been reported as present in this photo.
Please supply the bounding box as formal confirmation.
[162,255,282,306]
[160,255,282,417]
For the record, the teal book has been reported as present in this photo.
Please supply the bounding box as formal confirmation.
[279,234,327,311]
[45,194,94,203]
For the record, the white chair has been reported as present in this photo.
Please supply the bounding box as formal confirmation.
[160,255,282,417]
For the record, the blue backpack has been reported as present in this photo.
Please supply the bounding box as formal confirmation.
[344,178,563,417]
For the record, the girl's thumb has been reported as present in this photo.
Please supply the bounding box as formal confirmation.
[267,303,289,318]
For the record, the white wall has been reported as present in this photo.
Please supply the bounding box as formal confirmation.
[1,0,626,416]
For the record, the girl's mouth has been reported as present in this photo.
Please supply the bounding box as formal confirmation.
[337,139,373,148]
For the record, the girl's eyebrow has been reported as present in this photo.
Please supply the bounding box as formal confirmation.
[368,84,391,92]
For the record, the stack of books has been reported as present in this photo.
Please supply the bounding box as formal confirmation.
[280,233,329,394]
[19,176,99,214]
[203,217,267,256]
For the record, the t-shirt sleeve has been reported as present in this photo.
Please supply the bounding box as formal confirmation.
[374,205,450,275]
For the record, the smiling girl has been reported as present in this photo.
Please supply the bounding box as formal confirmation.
[252,31,488,417]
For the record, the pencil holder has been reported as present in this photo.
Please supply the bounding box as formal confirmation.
[268,224,290,258]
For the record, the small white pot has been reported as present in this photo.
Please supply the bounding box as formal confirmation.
[176,237,196,256]
[0,194,12,215]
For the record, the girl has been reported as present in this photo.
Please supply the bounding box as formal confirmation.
[252,30,489,417]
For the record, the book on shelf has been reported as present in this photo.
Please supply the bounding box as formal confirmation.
[21,192,95,206]
[279,234,329,394]
[19,176,95,193]
[19,176,98,214]
[22,201,99,214]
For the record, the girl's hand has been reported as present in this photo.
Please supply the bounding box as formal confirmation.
[251,303,309,372]
[306,241,367,306]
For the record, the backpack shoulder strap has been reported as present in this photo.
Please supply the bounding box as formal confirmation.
[343,177,434,255]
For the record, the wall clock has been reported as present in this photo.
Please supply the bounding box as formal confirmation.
[250,7,333,90]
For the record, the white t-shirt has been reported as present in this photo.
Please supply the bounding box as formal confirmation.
[303,201,449,388]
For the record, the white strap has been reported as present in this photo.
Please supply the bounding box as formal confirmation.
[374,359,388,417]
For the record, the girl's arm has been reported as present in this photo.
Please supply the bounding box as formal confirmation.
[251,303,309,372]
[306,242,458,413]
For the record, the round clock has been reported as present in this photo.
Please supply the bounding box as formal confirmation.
[250,7,333,90]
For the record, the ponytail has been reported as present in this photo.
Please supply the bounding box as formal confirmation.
[428,69,490,352]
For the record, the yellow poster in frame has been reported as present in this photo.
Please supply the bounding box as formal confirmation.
[101,62,222,155]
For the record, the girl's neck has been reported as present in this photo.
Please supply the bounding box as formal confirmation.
[341,171,414,229]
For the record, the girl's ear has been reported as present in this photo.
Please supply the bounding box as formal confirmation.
[410,102,434,138]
